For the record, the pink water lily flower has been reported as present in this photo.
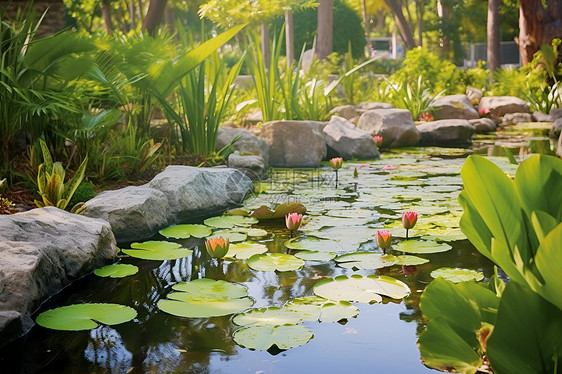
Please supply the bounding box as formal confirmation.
[373,135,383,147]
[205,236,230,259]
[402,211,418,239]
[478,107,490,116]
[376,230,392,253]
[285,212,303,232]
[329,157,343,170]
[383,164,396,170]
[418,112,434,122]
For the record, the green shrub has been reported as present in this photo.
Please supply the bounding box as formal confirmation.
[68,182,98,207]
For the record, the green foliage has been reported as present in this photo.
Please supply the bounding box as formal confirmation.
[384,76,444,120]
[36,303,137,331]
[68,182,98,207]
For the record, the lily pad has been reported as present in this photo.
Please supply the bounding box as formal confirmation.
[247,253,305,272]
[36,303,137,331]
[157,278,254,318]
[393,240,452,254]
[233,307,303,326]
[294,250,337,262]
[237,228,269,237]
[313,274,411,303]
[94,264,139,278]
[209,230,247,243]
[203,215,258,228]
[334,252,397,270]
[395,255,430,266]
[430,267,485,283]
[226,242,268,260]
[285,296,359,323]
[251,202,307,220]
[159,224,212,239]
[123,241,193,260]
[233,324,313,351]
[284,236,339,252]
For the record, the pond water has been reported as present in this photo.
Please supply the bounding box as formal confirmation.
[0,126,557,374]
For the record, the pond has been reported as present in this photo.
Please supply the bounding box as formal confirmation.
[0,126,557,374]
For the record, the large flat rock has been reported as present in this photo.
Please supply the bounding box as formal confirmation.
[356,109,420,147]
[417,119,474,146]
[323,116,380,160]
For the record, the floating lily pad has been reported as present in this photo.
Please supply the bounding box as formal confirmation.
[430,267,485,283]
[395,255,430,266]
[393,240,452,254]
[36,303,137,331]
[203,215,258,228]
[233,324,313,351]
[285,296,359,323]
[334,252,397,270]
[284,236,339,252]
[313,274,411,303]
[247,253,305,272]
[294,250,337,261]
[123,241,193,260]
[159,224,212,239]
[209,230,247,243]
[233,307,303,326]
[237,228,269,237]
[157,278,254,318]
[227,242,268,259]
[251,202,307,220]
[94,264,139,278]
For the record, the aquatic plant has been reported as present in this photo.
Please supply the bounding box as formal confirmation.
[373,135,383,147]
[375,230,392,254]
[329,157,343,188]
[205,236,230,259]
[402,211,418,239]
[285,212,303,237]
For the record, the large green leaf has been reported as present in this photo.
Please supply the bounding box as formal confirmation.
[226,242,268,260]
[203,215,258,228]
[123,241,193,260]
[393,240,452,254]
[334,252,397,270]
[284,236,339,252]
[159,224,212,239]
[94,264,139,278]
[232,307,303,326]
[36,303,137,331]
[284,296,359,323]
[157,279,253,318]
[313,274,410,303]
[487,282,562,374]
[246,253,305,272]
[294,250,337,261]
[395,255,429,266]
[430,268,484,283]
[233,324,313,351]
[531,223,562,311]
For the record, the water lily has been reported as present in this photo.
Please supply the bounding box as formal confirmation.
[329,157,343,188]
[383,164,396,170]
[373,135,383,147]
[478,107,490,117]
[418,112,434,122]
[402,211,418,239]
[285,212,303,232]
[205,236,230,259]
[375,230,392,254]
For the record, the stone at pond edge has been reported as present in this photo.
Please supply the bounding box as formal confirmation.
[356,108,421,148]
[324,116,380,160]
[259,120,327,167]
[429,95,479,120]
[469,118,497,133]
[216,127,270,166]
[550,118,562,138]
[501,113,534,127]
[417,119,474,146]
[557,132,562,159]
[0,207,117,347]
[228,151,267,181]
[478,96,530,119]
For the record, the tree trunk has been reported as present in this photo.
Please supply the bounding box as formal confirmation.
[101,0,114,35]
[142,0,167,35]
[384,0,416,50]
[361,0,370,57]
[415,0,423,46]
[487,0,500,72]
[285,11,295,66]
[129,0,136,30]
[437,0,449,55]
[316,0,334,60]
[261,23,271,68]
[518,0,562,65]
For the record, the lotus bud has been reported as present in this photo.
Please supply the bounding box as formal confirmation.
[285,212,303,232]
[375,230,392,253]
[329,157,343,170]
[205,236,229,259]
[373,135,383,147]
[402,211,418,239]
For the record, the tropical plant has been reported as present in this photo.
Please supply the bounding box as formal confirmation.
[418,154,562,373]
[385,76,444,120]
[35,139,88,211]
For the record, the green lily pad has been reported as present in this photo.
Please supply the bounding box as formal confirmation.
[36,303,137,331]
[233,324,313,351]
[395,255,430,266]
[157,278,254,318]
[233,307,303,326]
[284,236,339,252]
[237,228,269,237]
[203,215,258,228]
[247,253,305,272]
[209,230,248,243]
[393,240,452,254]
[285,296,359,323]
[227,242,268,260]
[313,274,411,303]
[251,202,307,220]
[294,250,337,261]
[334,252,397,270]
[430,267,485,283]
[159,224,212,239]
[94,264,139,278]
[123,241,193,260]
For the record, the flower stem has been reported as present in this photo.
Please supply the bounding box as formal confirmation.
[406,229,409,240]
[335,170,339,189]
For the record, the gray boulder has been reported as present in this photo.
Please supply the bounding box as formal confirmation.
[84,186,170,243]
[551,108,562,120]
[550,118,562,138]
[260,121,327,167]
[558,132,562,159]
[417,119,475,146]
[0,207,116,346]
[356,109,420,147]
[228,151,267,181]
[533,111,553,122]
[216,127,271,166]
[479,96,530,118]
[430,95,479,120]
[329,105,359,120]
[501,112,534,127]
[466,86,483,105]
[323,116,380,160]
[469,118,497,133]
[356,102,393,112]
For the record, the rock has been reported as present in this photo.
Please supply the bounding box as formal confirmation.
[323,116,380,160]
[356,109,420,147]
[430,95,479,120]
[533,111,553,122]
[228,151,267,181]
[84,186,170,243]
[329,105,359,120]
[558,133,562,159]
[260,120,327,167]
[550,118,562,138]
[501,113,534,127]
[466,86,483,105]
[551,108,562,121]
[216,127,271,166]
[417,119,475,146]
[356,102,393,112]
[241,109,263,125]
[0,207,117,346]
[479,96,530,118]
[148,166,254,223]
[469,118,497,133]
